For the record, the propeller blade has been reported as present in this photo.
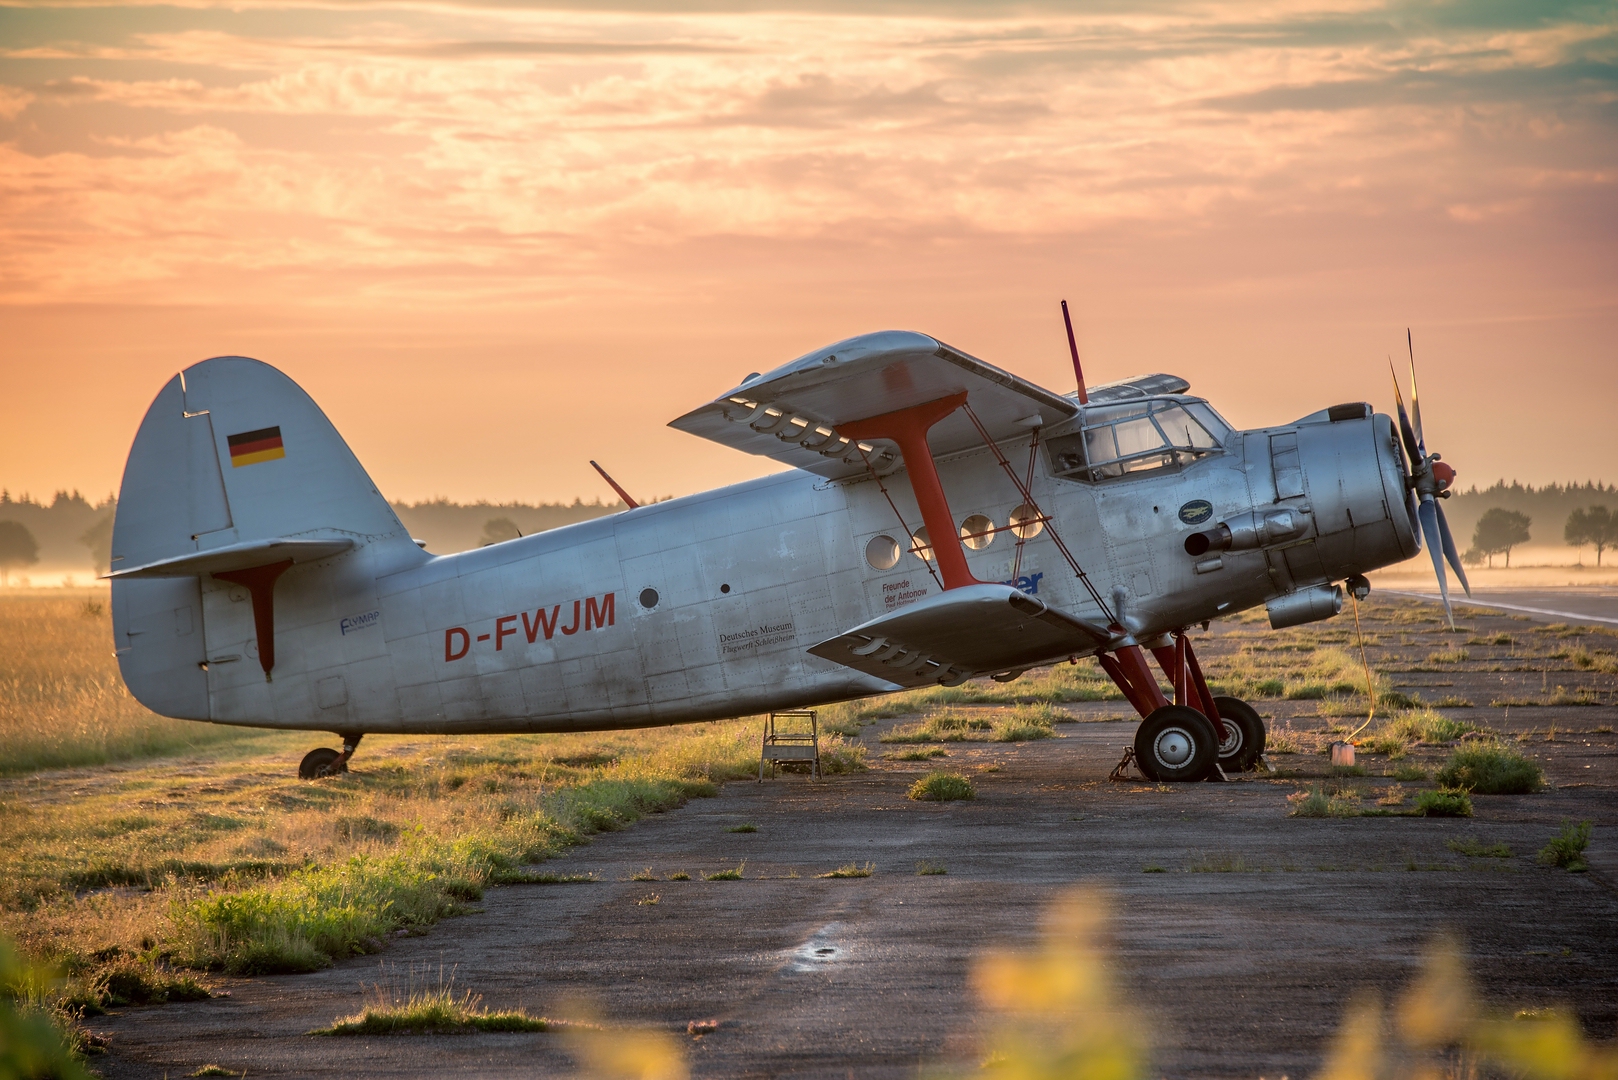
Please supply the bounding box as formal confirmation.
[1418,496,1454,628]
[1390,360,1421,464]
[1435,501,1472,598]
[1407,329,1427,454]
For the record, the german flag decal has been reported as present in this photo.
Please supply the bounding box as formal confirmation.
[227,426,285,468]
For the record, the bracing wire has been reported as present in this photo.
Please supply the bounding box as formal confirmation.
[857,445,943,593]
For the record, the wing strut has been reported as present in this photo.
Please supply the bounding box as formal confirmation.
[959,401,1117,626]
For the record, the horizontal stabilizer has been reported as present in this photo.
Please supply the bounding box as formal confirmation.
[808,584,1113,689]
[105,537,354,579]
[670,331,1080,480]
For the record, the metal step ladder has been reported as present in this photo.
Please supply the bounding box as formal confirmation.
[759,710,820,781]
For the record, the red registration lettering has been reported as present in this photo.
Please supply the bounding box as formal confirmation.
[445,627,469,661]
[585,592,615,631]
[560,599,582,636]
[523,605,561,642]
[494,614,518,650]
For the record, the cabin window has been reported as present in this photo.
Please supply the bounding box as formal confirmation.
[1048,398,1225,482]
[911,527,934,561]
[866,534,900,570]
[1009,504,1044,539]
[960,514,995,550]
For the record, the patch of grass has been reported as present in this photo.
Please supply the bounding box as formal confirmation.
[630,868,657,882]
[1376,785,1407,806]
[509,872,598,885]
[1362,709,1483,756]
[817,862,874,879]
[189,1067,237,1077]
[882,705,1055,745]
[1391,764,1428,782]
[1447,838,1512,859]
[1329,764,1368,777]
[886,747,948,760]
[817,735,869,775]
[704,864,745,881]
[1548,685,1602,706]
[636,893,659,906]
[1187,853,1259,873]
[1415,788,1474,817]
[907,771,976,801]
[0,593,269,775]
[1427,649,1470,664]
[311,978,551,1035]
[1430,696,1475,708]
[1538,820,1591,872]
[1141,865,1166,873]
[914,860,947,876]
[668,871,691,881]
[1287,786,1360,818]
[726,823,758,833]
[1436,745,1543,795]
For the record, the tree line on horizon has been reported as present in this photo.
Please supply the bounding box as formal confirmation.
[1,482,1615,583]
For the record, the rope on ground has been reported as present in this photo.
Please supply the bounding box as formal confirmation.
[1345,592,1379,742]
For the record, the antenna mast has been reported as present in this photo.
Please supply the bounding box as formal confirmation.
[1061,299,1088,404]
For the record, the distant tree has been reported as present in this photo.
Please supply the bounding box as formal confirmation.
[1564,506,1615,567]
[80,509,115,576]
[1470,508,1532,568]
[479,517,522,546]
[0,521,39,585]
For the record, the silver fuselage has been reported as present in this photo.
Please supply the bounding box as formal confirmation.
[133,404,1414,734]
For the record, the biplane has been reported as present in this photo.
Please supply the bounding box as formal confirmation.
[107,314,1466,782]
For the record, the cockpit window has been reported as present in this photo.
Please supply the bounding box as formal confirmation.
[1044,397,1226,483]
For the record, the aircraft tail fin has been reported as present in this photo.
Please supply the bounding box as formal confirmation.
[110,356,422,716]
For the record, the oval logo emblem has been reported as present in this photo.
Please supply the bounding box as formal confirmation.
[1178,499,1214,526]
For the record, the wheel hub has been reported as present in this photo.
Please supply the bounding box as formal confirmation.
[1154,727,1194,768]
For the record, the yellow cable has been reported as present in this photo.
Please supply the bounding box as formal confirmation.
[1345,591,1378,742]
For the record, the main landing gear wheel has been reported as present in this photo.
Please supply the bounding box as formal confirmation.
[1212,696,1266,773]
[1134,705,1218,783]
[299,747,347,779]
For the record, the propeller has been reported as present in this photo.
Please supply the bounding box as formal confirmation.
[1391,330,1470,628]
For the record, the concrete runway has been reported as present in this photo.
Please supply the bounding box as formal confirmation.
[1381,587,1618,627]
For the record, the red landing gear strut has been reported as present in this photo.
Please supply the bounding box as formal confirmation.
[1097,632,1240,782]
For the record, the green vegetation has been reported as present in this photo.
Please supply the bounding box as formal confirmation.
[668,871,691,881]
[817,862,874,879]
[1447,838,1512,859]
[1563,505,1615,566]
[1427,649,1469,665]
[704,864,745,881]
[190,1067,237,1077]
[1361,709,1482,757]
[1391,764,1428,782]
[1,594,268,774]
[907,772,977,801]
[1287,785,1359,818]
[1415,789,1474,818]
[881,705,1055,744]
[1,938,92,1080]
[886,747,948,761]
[914,860,947,876]
[1538,821,1592,872]
[1437,745,1543,794]
[630,868,657,882]
[1465,507,1532,568]
[726,823,758,833]
[816,664,1120,734]
[311,980,552,1035]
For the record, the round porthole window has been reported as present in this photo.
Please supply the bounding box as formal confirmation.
[911,527,934,562]
[639,588,659,609]
[1009,504,1045,540]
[865,534,900,570]
[960,514,995,550]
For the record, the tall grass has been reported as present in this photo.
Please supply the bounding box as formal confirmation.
[0,594,262,774]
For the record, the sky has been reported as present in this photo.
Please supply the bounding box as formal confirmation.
[1,0,1615,506]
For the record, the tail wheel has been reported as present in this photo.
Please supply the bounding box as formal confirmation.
[1212,696,1266,773]
[299,747,346,779]
[1134,706,1218,783]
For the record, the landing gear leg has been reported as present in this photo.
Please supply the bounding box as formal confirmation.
[298,733,363,779]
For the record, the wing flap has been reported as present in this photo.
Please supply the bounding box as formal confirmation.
[670,331,1079,480]
[808,584,1112,688]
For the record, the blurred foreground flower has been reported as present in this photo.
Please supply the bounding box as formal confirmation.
[970,887,1145,1080]
[564,1007,688,1080]
[1313,935,1618,1080]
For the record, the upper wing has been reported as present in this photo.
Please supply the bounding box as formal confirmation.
[808,584,1113,689]
[669,331,1079,480]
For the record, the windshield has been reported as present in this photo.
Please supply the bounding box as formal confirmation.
[1045,397,1226,482]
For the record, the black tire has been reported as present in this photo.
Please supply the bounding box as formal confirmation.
[299,747,344,779]
[1134,706,1219,782]
[1212,696,1266,773]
